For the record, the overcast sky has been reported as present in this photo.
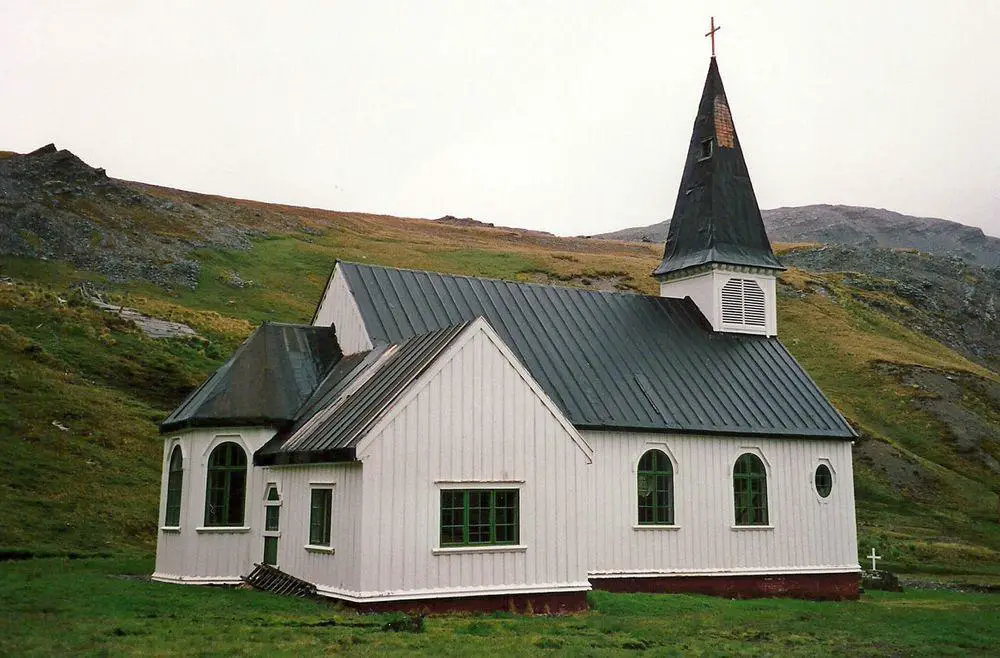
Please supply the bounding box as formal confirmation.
[2,1,998,237]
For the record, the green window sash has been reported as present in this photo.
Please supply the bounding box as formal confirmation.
[309,489,332,546]
[439,489,519,547]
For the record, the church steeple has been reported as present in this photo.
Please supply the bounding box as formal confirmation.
[653,56,783,278]
[654,48,782,337]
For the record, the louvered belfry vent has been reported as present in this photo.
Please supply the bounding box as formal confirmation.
[720,279,766,328]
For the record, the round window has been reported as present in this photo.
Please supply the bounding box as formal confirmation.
[815,464,833,498]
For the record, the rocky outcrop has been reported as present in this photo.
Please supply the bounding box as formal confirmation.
[0,145,258,288]
[781,245,1000,373]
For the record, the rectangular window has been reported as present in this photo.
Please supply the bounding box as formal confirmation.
[309,488,333,547]
[439,489,519,547]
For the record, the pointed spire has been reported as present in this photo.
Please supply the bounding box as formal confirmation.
[653,58,783,278]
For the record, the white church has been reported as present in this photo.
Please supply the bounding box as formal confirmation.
[153,56,861,611]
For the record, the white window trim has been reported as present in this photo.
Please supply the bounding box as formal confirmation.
[632,525,681,531]
[813,458,836,504]
[730,446,772,528]
[434,479,525,487]
[634,442,679,527]
[163,440,185,530]
[730,525,775,531]
[196,526,251,534]
[263,483,282,538]
[433,544,527,556]
[435,481,525,551]
[201,437,250,529]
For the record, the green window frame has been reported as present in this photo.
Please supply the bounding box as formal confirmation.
[815,464,833,498]
[439,489,519,547]
[309,488,333,547]
[637,449,674,525]
[264,485,281,532]
[204,442,247,527]
[733,453,768,526]
[165,446,183,527]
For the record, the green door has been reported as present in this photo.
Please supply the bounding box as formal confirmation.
[263,485,280,566]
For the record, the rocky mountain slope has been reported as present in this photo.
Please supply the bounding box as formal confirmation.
[1,145,999,579]
[597,204,1000,268]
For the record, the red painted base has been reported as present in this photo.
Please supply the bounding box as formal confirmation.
[340,590,590,615]
[590,571,860,600]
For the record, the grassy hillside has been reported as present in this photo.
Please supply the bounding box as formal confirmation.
[2,192,999,577]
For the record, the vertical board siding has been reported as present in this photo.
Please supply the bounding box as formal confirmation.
[312,265,373,354]
[153,428,276,583]
[585,430,858,576]
[265,462,363,593]
[660,272,715,328]
[358,328,594,597]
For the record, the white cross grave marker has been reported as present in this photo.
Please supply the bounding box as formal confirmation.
[868,547,882,571]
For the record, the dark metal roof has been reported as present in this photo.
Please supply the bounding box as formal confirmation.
[256,322,469,465]
[653,57,784,277]
[160,323,341,433]
[338,262,855,439]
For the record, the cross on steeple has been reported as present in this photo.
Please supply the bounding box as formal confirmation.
[705,16,721,58]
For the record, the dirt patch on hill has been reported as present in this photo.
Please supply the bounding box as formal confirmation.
[876,363,1000,477]
[855,436,937,497]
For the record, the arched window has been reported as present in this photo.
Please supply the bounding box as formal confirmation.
[164,446,183,527]
[204,442,247,527]
[733,453,768,525]
[637,449,674,525]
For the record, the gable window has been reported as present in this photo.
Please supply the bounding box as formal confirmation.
[309,488,333,547]
[720,278,766,328]
[815,464,833,498]
[164,446,183,527]
[637,450,674,525]
[440,489,519,547]
[204,442,247,527]
[733,453,768,526]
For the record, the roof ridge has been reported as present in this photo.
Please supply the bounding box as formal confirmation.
[337,259,670,302]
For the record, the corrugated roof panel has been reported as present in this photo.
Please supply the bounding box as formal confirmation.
[161,323,341,433]
[277,322,469,454]
[337,262,855,439]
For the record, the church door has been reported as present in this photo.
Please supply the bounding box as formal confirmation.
[263,485,281,566]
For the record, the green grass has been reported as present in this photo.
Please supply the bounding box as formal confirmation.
[3,557,1000,656]
[0,281,231,552]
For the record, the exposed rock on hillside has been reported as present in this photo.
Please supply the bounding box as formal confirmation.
[596,204,1000,268]
[781,246,1000,374]
[0,145,261,287]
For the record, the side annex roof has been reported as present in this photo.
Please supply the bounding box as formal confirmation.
[160,323,340,433]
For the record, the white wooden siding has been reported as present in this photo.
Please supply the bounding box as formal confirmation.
[586,430,858,577]
[660,271,715,322]
[152,427,276,584]
[312,262,373,354]
[262,463,364,594]
[350,322,594,601]
[660,269,778,336]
